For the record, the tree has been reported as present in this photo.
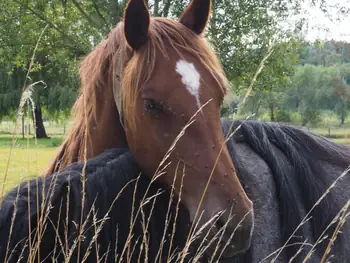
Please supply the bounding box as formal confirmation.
[287,65,341,126]
[331,64,350,125]
[204,0,304,121]
[234,39,300,121]
[1,0,349,134]
[205,0,349,121]
[0,0,93,138]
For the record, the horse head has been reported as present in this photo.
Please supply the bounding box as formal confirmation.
[47,0,254,258]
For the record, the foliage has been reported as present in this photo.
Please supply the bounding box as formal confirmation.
[239,62,350,126]
[285,62,350,126]
[0,0,349,129]
[299,40,350,66]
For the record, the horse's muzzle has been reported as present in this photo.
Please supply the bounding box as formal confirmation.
[217,207,254,259]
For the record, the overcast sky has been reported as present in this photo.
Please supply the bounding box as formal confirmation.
[297,0,350,42]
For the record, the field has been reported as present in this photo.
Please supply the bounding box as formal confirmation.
[0,135,63,194]
[306,127,350,145]
[0,122,349,196]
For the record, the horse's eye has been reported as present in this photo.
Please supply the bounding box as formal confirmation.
[144,99,164,114]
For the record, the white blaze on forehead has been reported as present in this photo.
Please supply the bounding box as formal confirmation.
[175,60,201,108]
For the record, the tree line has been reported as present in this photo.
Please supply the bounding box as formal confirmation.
[232,40,350,126]
[0,0,349,137]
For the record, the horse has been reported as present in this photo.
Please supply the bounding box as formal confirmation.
[220,118,350,263]
[0,148,194,263]
[44,0,253,257]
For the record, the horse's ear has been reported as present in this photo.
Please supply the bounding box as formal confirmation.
[178,0,211,35]
[123,0,150,50]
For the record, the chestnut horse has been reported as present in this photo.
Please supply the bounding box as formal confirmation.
[45,0,253,257]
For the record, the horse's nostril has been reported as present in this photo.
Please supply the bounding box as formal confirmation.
[215,217,226,231]
[226,198,237,205]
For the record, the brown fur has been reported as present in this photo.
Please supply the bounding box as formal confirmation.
[121,18,228,132]
[45,18,228,176]
[45,0,254,258]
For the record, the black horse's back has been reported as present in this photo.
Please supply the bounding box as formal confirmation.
[222,118,350,262]
[0,148,190,263]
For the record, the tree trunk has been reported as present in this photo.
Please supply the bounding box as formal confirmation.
[254,100,262,118]
[301,118,309,126]
[341,111,345,125]
[162,0,171,17]
[340,99,346,125]
[268,91,275,121]
[269,105,275,121]
[153,0,160,16]
[33,105,49,139]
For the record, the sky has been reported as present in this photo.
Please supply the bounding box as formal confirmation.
[296,0,350,42]
[306,0,350,41]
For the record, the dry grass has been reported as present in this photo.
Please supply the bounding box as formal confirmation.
[3,102,349,263]
[1,26,349,263]
[2,118,349,262]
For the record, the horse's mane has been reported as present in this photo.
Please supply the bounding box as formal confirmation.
[45,17,229,176]
[221,118,350,259]
[44,23,128,175]
[1,148,190,262]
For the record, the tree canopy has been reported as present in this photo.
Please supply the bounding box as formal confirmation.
[0,0,349,137]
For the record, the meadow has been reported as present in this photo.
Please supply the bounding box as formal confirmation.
[0,121,349,195]
[0,135,62,194]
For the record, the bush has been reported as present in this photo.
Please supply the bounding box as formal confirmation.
[276,109,291,122]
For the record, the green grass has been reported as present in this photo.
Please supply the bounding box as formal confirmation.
[0,148,58,193]
[308,127,350,139]
[0,135,62,194]
[306,127,350,145]
[330,138,350,145]
[0,134,63,148]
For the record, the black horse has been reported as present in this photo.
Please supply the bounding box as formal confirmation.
[221,118,350,263]
[0,148,191,263]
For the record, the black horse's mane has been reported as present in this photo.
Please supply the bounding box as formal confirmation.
[221,118,350,259]
[0,148,190,263]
